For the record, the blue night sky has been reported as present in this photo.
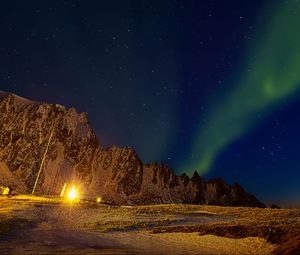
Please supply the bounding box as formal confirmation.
[1,0,299,207]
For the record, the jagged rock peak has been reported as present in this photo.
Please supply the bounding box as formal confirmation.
[0,90,36,105]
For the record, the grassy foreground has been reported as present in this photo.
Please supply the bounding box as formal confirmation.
[0,195,299,254]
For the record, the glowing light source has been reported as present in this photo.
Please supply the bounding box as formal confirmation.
[2,187,10,195]
[96,197,102,203]
[67,185,77,201]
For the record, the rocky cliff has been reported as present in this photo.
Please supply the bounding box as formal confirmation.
[0,92,264,207]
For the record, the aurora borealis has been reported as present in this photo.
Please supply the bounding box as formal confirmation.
[1,0,300,207]
[180,0,300,175]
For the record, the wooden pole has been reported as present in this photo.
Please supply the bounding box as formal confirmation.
[31,130,54,195]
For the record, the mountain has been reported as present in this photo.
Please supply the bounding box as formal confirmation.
[0,92,264,207]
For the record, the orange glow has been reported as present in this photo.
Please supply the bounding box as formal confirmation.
[2,187,10,195]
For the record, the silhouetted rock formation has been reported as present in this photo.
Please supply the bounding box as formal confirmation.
[0,92,264,207]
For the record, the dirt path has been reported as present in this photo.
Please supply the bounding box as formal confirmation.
[0,228,132,255]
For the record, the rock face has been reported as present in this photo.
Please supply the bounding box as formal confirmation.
[0,92,264,207]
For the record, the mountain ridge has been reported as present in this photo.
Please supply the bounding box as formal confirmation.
[0,91,264,207]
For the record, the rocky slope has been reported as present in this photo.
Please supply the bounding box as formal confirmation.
[0,92,264,207]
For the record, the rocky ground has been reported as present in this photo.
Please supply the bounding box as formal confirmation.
[1,195,299,254]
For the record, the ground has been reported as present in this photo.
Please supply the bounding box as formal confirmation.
[0,195,299,255]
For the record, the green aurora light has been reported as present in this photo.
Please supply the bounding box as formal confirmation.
[182,0,300,175]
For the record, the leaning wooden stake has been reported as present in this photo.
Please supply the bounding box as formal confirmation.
[31,130,54,195]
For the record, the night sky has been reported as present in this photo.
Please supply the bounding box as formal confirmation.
[1,0,299,207]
